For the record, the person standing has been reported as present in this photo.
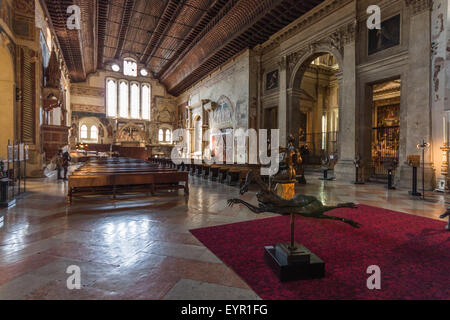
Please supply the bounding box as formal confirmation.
[56,150,63,180]
[62,151,71,181]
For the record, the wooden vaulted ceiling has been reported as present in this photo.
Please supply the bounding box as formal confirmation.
[43,0,324,96]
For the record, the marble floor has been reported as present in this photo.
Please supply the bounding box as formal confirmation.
[0,172,447,300]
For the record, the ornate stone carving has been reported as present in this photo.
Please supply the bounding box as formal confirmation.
[340,20,358,45]
[261,0,350,52]
[287,19,357,73]
[405,0,432,15]
[71,85,105,97]
[0,32,11,47]
[329,31,343,52]
[287,49,308,78]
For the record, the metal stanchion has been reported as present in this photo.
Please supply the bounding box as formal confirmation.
[409,166,421,197]
[353,155,365,185]
[383,157,397,190]
[416,140,430,201]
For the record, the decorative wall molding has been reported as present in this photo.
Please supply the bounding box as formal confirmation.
[262,0,353,52]
[71,85,105,97]
[71,104,106,114]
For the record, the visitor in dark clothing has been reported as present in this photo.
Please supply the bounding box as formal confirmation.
[62,151,71,181]
[56,150,63,180]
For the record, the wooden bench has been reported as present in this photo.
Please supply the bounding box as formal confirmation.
[218,167,230,183]
[202,164,211,179]
[68,158,189,203]
[209,165,221,181]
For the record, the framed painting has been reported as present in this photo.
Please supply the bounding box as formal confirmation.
[368,14,400,55]
[265,70,279,91]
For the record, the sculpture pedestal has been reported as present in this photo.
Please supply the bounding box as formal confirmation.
[264,243,325,282]
[266,181,325,282]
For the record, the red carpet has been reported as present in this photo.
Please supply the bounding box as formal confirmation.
[190,205,450,300]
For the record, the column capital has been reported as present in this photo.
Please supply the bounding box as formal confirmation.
[405,0,432,16]
[278,56,287,71]
[341,20,358,45]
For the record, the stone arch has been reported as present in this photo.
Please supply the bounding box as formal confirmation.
[286,44,343,162]
[0,37,15,158]
[289,45,344,90]
[78,117,107,143]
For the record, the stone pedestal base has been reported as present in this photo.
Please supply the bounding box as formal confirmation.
[264,244,325,282]
[334,160,356,182]
[26,150,46,178]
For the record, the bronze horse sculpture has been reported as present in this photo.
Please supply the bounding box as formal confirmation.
[228,170,361,228]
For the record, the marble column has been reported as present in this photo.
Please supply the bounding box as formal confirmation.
[287,88,302,139]
[334,40,357,181]
[278,56,287,147]
[397,2,435,190]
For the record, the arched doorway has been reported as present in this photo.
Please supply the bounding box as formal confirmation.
[368,78,401,181]
[0,41,15,159]
[289,51,342,165]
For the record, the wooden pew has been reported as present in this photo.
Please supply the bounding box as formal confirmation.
[68,158,189,203]
[218,167,230,183]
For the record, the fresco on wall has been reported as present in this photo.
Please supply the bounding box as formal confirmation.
[99,118,112,137]
[156,107,174,123]
[368,14,400,55]
[118,126,145,143]
[155,97,176,123]
[266,70,279,91]
[212,96,233,129]
[235,98,248,128]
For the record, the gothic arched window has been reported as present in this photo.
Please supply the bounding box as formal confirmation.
[105,77,151,120]
[141,84,151,120]
[165,129,171,143]
[130,82,140,119]
[80,125,88,139]
[119,80,129,118]
[106,79,117,117]
[90,126,98,140]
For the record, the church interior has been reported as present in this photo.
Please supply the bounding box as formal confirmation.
[0,0,449,301]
